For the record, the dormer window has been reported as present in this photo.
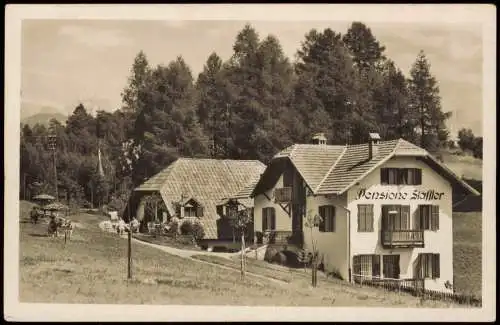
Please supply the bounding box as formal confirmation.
[184,204,197,218]
[181,198,204,218]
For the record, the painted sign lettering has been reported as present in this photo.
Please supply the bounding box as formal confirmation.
[357,189,445,201]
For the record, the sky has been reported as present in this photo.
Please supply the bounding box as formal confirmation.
[21,19,483,137]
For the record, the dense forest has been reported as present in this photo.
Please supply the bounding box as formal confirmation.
[20,22,477,212]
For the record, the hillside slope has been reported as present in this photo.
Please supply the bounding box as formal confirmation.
[21,112,68,127]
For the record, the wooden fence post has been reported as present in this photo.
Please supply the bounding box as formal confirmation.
[127,228,132,280]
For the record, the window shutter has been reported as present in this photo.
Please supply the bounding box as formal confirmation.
[432,254,440,278]
[318,206,325,232]
[415,206,421,230]
[381,205,389,230]
[357,205,362,232]
[372,255,380,277]
[270,208,276,230]
[262,208,267,231]
[381,168,389,184]
[401,205,410,230]
[196,205,204,218]
[331,206,336,232]
[369,205,374,231]
[415,169,422,185]
[431,205,439,230]
[414,254,422,279]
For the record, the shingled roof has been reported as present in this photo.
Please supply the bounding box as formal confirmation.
[135,158,266,239]
[254,138,479,197]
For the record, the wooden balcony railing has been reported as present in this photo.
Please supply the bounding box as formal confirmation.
[381,229,424,248]
[274,187,292,203]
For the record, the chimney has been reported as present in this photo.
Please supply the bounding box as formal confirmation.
[311,132,327,146]
[368,133,381,159]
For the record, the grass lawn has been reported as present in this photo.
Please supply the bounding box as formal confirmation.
[133,233,201,251]
[453,212,482,298]
[19,200,463,307]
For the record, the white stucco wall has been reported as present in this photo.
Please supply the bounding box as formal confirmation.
[303,194,349,281]
[347,156,453,293]
[254,174,292,233]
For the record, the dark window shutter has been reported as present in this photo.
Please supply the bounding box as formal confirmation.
[415,169,422,185]
[431,205,439,230]
[381,168,389,184]
[395,255,401,279]
[401,205,410,230]
[414,254,422,279]
[270,208,276,230]
[262,208,267,231]
[433,254,440,278]
[196,205,204,218]
[369,205,374,231]
[381,205,389,230]
[415,206,421,230]
[357,205,362,232]
[318,206,325,232]
[372,255,380,277]
[331,206,336,232]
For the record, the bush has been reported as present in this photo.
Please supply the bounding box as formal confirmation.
[191,222,205,242]
[272,251,287,265]
[180,220,193,235]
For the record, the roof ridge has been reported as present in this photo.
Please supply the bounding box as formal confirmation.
[315,145,348,193]
[337,140,401,195]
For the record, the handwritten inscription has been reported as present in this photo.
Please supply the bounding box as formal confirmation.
[357,189,445,201]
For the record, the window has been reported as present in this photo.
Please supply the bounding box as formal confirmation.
[381,168,422,185]
[318,205,335,232]
[415,253,440,279]
[184,206,197,218]
[383,255,401,279]
[358,204,374,232]
[381,205,410,230]
[262,207,276,231]
[353,255,381,279]
[417,205,439,230]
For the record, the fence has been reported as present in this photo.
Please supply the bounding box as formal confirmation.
[352,274,482,307]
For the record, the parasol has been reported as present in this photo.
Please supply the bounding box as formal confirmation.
[33,194,56,201]
[43,202,69,211]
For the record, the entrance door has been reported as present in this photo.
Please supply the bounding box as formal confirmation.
[383,255,401,279]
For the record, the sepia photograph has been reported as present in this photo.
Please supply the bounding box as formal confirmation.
[4,4,496,322]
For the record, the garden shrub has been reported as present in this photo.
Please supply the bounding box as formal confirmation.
[180,220,194,235]
[191,222,205,242]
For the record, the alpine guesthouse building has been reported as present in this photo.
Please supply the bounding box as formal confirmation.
[250,133,479,293]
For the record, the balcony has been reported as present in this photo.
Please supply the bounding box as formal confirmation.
[274,187,292,203]
[381,230,424,248]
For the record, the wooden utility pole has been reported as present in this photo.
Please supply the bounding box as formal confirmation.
[127,203,132,280]
[47,133,58,200]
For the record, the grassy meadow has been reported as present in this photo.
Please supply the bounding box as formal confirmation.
[19,200,463,307]
[452,211,482,298]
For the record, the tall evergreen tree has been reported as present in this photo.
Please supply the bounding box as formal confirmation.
[294,28,371,144]
[408,50,451,152]
[342,22,386,70]
[375,59,416,141]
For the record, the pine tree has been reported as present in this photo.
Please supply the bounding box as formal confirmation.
[294,28,363,144]
[408,50,451,152]
[342,22,386,70]
[375,59,416,141]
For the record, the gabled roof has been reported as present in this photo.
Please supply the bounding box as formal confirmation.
[254,138,480,198]
[134,158,266,239]
[273,144,346,192]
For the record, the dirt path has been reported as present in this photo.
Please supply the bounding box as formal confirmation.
[130,236,288,285]
[97,222,286,284]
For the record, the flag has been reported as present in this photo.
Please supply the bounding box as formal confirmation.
[98,146,105,177]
